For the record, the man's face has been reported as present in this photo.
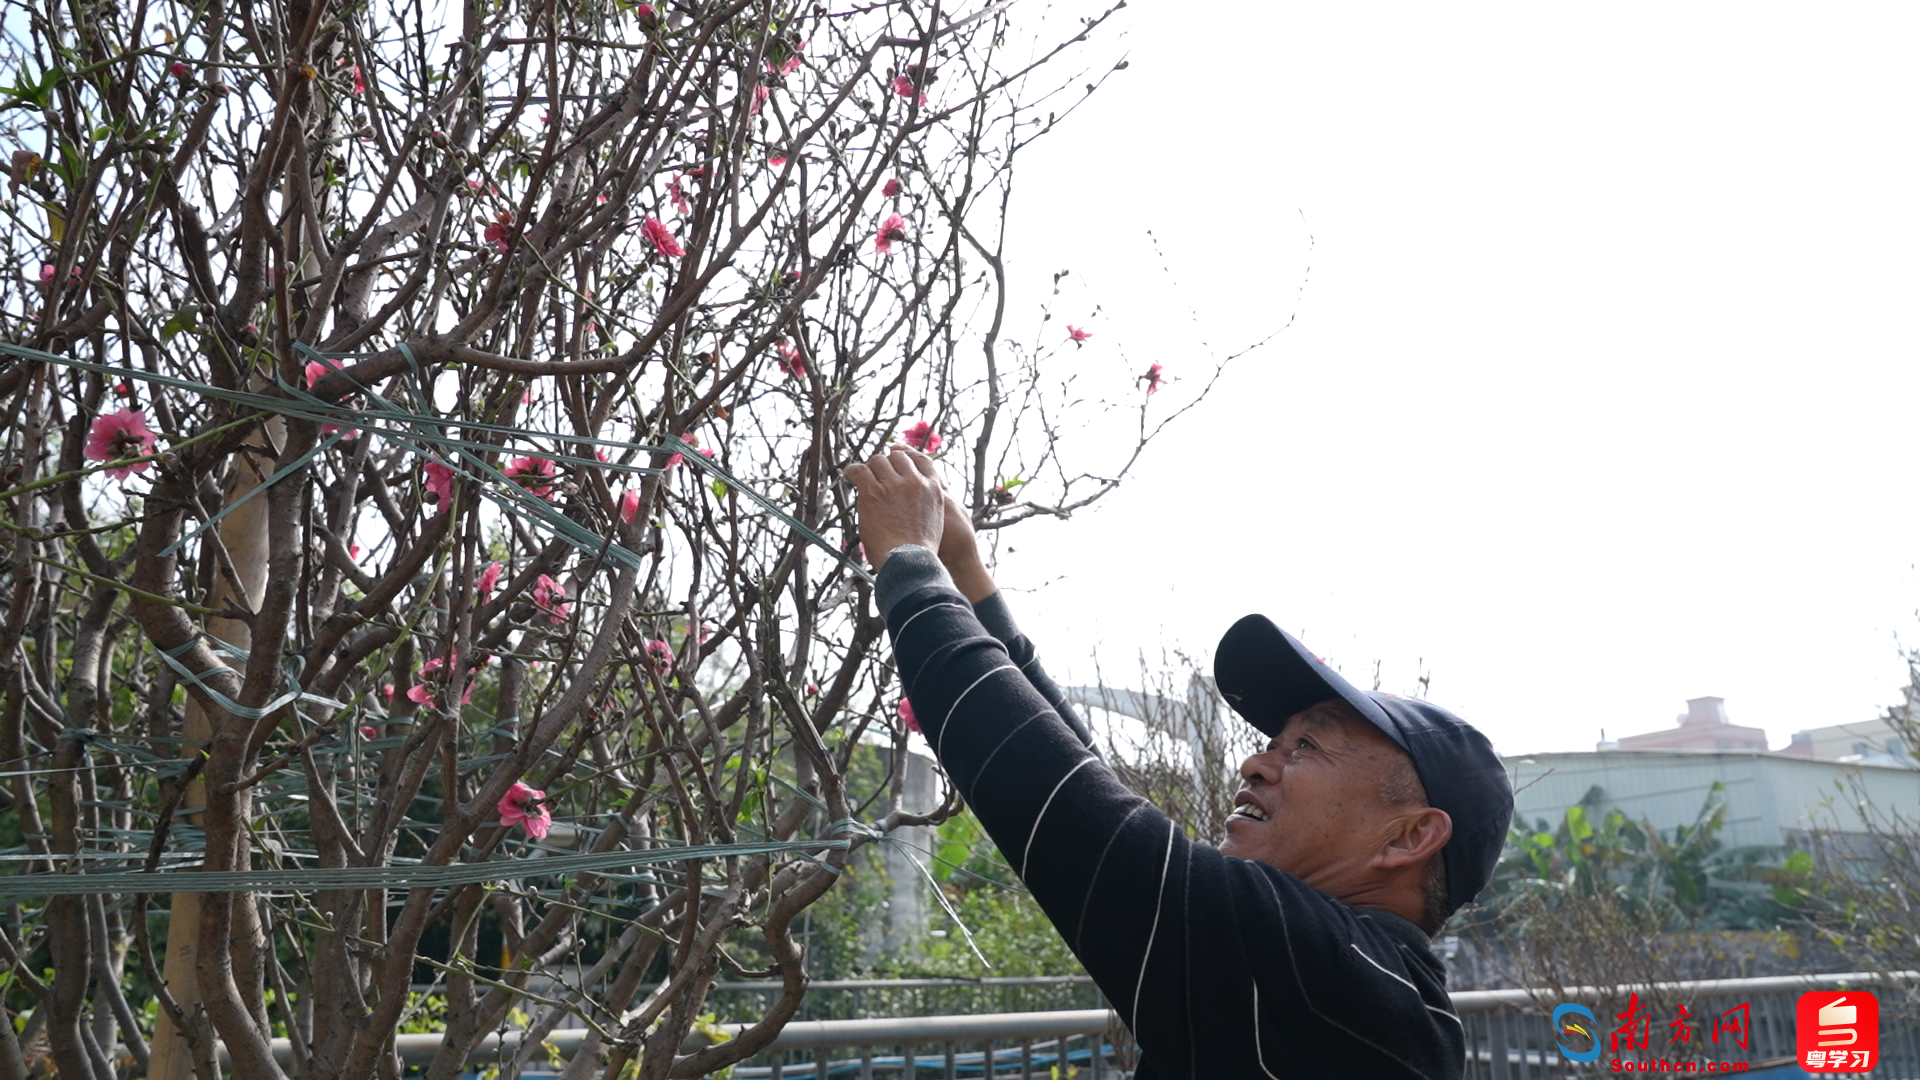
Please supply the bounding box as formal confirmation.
[1220,702,1422,895]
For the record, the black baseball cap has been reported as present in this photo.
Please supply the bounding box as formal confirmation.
[1213,614,1513,917]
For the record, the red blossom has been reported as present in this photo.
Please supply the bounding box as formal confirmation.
[38,263,54,284]
[642,215,685,258]
[350,63,365,96]
[423,461,454,512]
[304,358,358,437]
[890,75,926,106]
[619,488,641,524]
[504,456,557,497]
[882,177,901,197]
[644,638,674,673]
[532,574,570,625]
[169,61,189,78]
[84,409,158,480]
[900,420,942,454]
[874,213,909,255]
[751,84,770,116]
[483,210,513,253]
[769,153,788,168]
[477,561,504,598]
[668,175,690,215]
[1067,325,1092,343]
[360,725,378,740]
[664,433,708,469]
[498,781,552,839]
[897,698,920,734]
[774,340,806,379]
[113,381,131,397]
[408,657,473,709]
[1141,362,1165,396]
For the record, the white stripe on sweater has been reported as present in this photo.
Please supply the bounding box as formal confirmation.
[1130,821,1177,1028]
[1019,755,1099,878]
[1349,941,1418,993]
[932,664,1020,761]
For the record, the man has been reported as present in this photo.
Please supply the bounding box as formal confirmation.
[846,447,1514,1078]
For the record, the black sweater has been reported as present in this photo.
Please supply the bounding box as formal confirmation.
[877,547,1465,1079]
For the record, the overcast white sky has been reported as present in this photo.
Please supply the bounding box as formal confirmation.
[973,3,1920,756]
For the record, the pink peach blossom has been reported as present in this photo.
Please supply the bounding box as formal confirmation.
[620,488,641,524]
[39,263,56,284]
[751,84,770,116]
[897,698,920,734]
[642,215,684,258]
[423,461,454,512]
[874,213,908,255]
[476,561,503,598]
[1142,362,1165,396]
[769,153,788,168]
[350,63,365,96]
[360,725,378,740]
[774,340,805,379]
[532,574,570,625]
[882,177,901,197]
[644,638,674,672]
[900,420,942,454]
[483,210,512,253]
[84,409,158,480]
[890,75,925,105]
[1067,325,1091,343]
[504,456,556,497]
[498,781,552,839]
[669,175,690,215]
[663,433,705,469]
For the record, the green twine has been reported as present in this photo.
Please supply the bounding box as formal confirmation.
[0,838,854,898]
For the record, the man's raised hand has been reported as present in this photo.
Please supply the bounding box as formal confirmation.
[938,494,998,603]
[844,447,946,570]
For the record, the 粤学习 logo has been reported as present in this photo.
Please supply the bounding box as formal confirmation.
[1796,991,1879,1074]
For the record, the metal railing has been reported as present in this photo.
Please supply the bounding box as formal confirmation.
[291,971,1920,1078]
[1449,970,1918,1080]
[701,976,1103,1023]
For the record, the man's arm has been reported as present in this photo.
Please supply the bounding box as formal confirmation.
[933,495,1097,755]
[847,450,1465,1078]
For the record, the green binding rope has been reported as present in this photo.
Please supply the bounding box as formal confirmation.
[0,341,873,583]
[0,837,854,898]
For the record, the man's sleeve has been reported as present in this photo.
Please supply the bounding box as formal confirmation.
[965,590,1099,755]
[876,548,1465,1079]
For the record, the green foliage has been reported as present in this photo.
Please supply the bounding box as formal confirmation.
[905,885,1084,979]
[758,805,1083,982]
[1472,782,1804,934]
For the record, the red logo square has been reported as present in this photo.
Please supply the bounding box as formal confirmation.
[1796,991,1879,1074]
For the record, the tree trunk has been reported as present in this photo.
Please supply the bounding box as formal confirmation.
[149,434,277,1080]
